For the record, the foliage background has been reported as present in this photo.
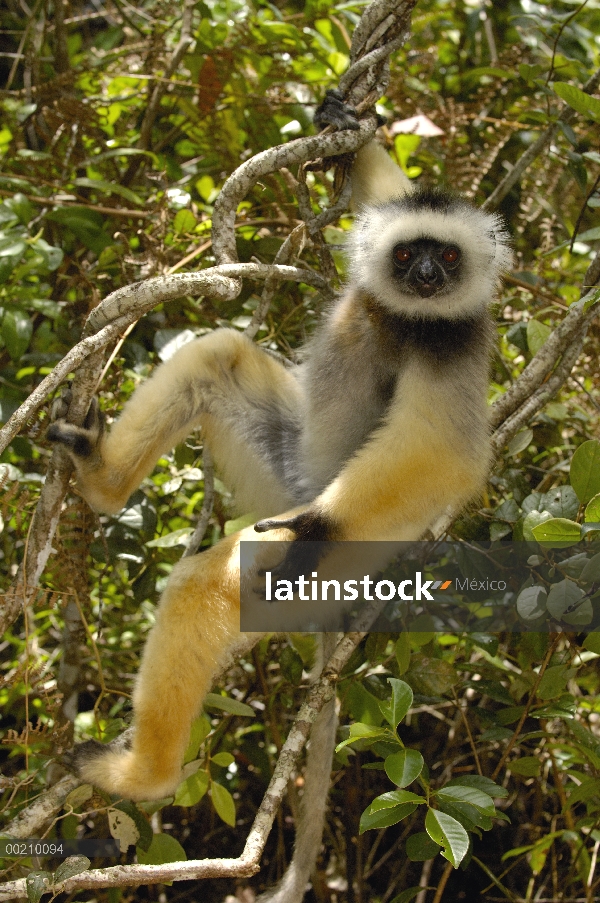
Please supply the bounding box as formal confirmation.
[0,0,599,900]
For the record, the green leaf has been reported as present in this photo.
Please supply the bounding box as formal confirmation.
[553,82,600,123]
[546,580,591,625]
[26,872,52,903]
[537,664,571,700]
[566,776,600,807]
[174,769,209,807]
[583,631,600,654]
[110,801,153,853]
[509,756,541,777]
[522,510,552,541]
[73,177,143,205]
[571,440,600,503]
[336,722,388,752]
[54,856,91,883]
[203,693,255,717]
[449,776,509,799]
[369,790,424,811]
[211,780,236,826]
[2,309,32,360]
[507,429,533,456]
[584,493,600,523]
[211,751,235,767]
[425,808,469,868]
[527,319,552,354]
[517,585,548,621]
[406,831,442,861]
[383,678,413,729]
[64,784,94,808]
[395,633,411,675]
[359,802,418,833]
[146,527,192,548]
[184,715,211,764]
[435,786,496,814]
[173,209,197,234]
[137,833,187,865]
[531,518,581,548]
[108,807,140,853]
[529,834,555,875]
[384,749,424,788]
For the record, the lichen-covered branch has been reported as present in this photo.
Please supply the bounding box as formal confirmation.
[0,633,365,901]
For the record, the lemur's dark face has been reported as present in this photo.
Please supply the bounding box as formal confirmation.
[391,238,462,298]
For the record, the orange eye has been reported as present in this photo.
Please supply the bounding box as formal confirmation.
[394,247,412,263]
[442,247,460,263]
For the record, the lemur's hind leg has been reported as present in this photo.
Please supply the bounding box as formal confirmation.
[70,519,301,801]
[48,330,302,517]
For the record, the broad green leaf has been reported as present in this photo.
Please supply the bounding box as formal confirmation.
[108,807,140,853]
[26,872,52,903]
[73,177,143,205]
[546,580,590,625]
[425,808,469,868]
[174,770,209,807]
[64,784,94,808]
[359,802,418,833]
[583,631,600,654]
[184,715,211,764]
[531,518,581,548]
[585,493,600,523]
[406,656,458,696]
[212,751,235,767]
[435,786,496,814]
[540,486,579,519]
[406,831,442,861]
[2,309,32,360]
[553,82,600,122]
[529,834,555,875]
[566,777,600,807]
[147,527,192,548]
[449,775,509,799]
[369,790,424,811]
[571,440,600,503]
[384,749,424,787]
[537,664,572,700]
[517,585,548,621]
[203,693,255,717]
[336,723,388,752]
[527,319,552,354]
[137,833,187,865]
[173,209,197,233]
[507,429,533,456]
[111,800,153,852]
[383,678,413,729]
[509,756,541,777]
[522,510,552,541]
[210,780,236,827]
[436,799,488,832]
[54,856,91,883]
[395,633,411,675]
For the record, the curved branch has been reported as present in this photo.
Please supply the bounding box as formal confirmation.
[212,123,376,264]
[0,633,365,902]
[490,291,598,429]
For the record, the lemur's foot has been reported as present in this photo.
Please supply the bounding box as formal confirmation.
[47,394,105,458]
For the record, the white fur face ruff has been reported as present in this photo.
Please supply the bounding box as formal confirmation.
[348,196,513,320]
